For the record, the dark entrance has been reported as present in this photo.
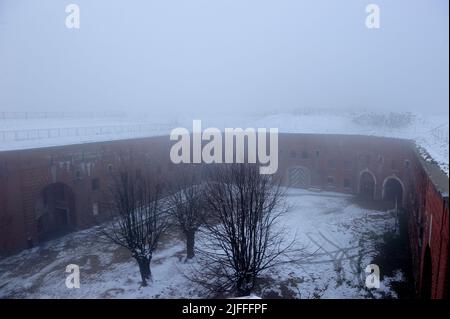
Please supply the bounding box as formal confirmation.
[35,183,75,242]
[359,171,375,200]
[383,178,403,208]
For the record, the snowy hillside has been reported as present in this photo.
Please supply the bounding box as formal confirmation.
[0,111,448,176]
[177,110,449,176]
[250,112,449,176]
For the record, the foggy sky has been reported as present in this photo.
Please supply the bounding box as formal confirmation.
[0,0,448,116]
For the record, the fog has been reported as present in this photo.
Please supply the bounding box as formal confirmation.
[0,0,448,117]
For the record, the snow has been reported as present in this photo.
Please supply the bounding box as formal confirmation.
[0,110,447,176]
[0,116,175,152]
[0,188,405,299]
[181,111,448,176]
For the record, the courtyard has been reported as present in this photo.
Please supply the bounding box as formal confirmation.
[0,188,409,299]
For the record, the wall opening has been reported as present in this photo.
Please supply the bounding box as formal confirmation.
[359,171,376,200]
[35,183,76,242]
[383,177,404,208]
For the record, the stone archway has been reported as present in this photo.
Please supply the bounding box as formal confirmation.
[35,183,76,242]
[382,176,405,208]
[287,166,311,188]
[358,169,376,200]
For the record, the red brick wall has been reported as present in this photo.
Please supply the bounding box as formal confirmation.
[277,134,414,201]
[0,136,179,255]
[420,185,448,299]
[406,148,448,299]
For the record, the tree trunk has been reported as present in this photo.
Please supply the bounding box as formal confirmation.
[186,231,196,260]
[136,256,151,286]
[236,275,254,297]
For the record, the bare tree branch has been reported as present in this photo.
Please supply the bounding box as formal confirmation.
[192,163,293,297]
[101,166,169,286]
[167,172,206,260]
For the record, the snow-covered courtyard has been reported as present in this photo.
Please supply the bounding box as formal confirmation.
[0,188,408,299]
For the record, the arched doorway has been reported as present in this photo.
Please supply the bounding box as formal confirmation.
[359,170,376,200]
[287,166,311,188]
[382,177,404,208]
[421,246,432,299]
[35,183,76,242]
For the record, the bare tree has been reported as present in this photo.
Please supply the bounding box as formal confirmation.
[102,168,169,286]
[194,164,291,296]
[168,174,205,260]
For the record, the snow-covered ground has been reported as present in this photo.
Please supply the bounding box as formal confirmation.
[0,189,406,299]
[0,110,447,176]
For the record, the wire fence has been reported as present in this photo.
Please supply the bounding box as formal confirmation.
[430,123,449,144]
[0,111,127,120]
[0,123,173,142]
